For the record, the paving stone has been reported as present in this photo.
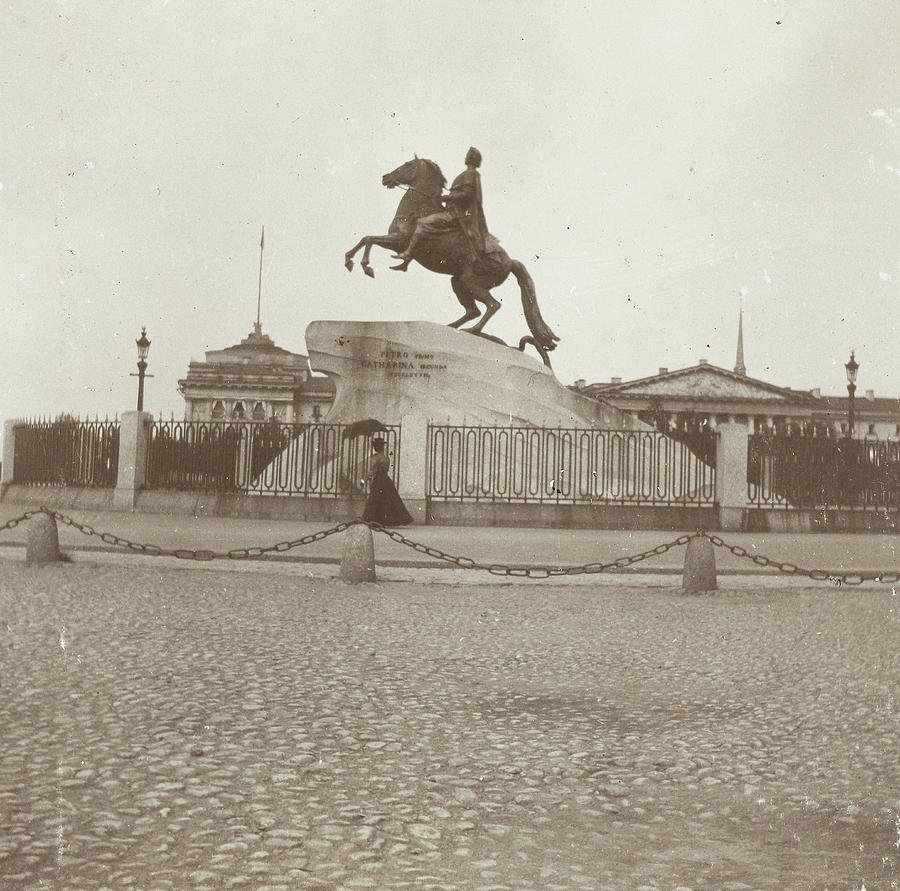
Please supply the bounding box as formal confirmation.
[408,823,441,840]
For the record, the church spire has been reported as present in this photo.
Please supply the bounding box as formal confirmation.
[734,302,746,376]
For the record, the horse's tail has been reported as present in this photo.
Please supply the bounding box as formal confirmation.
[510,259,559,349]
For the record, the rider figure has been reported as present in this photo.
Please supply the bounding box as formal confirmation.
[392,146,492,271]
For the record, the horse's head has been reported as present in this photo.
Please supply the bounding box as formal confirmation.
[382,158,419,189]
[382,157,445,197]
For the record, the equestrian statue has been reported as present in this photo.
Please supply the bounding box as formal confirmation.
[344,148,560,367]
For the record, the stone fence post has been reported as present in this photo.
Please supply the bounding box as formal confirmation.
[113,411,153,511]
[715,421,749,532]
[1,419,16,498]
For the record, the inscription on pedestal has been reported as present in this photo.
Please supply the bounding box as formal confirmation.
[360,350,449,381]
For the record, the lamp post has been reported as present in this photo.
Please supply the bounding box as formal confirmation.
[133,327,152,411]
[844,349,859,437]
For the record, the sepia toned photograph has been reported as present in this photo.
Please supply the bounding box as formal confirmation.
[1,1,899,888]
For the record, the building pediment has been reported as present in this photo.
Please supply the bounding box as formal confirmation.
[592,364,810,403]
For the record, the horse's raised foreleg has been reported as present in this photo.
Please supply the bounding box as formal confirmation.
[448,276,481,328]
[344,234,405,277]
[344,237,368,272]
[360,234,405,278]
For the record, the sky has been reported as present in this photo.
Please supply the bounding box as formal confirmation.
[2,0,899,440]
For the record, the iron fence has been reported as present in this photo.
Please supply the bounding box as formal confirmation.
[748,434,900,510]
[12,419,120,488]
[426,425,716,505]
[145,420,401,496]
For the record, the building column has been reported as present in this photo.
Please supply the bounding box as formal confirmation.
[113,411,153,511]
[715,421,749,532]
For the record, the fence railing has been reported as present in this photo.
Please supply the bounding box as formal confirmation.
[144,421,401,496]
[426,425,716,506]
[748,434,900,510]
[12,419,120,488]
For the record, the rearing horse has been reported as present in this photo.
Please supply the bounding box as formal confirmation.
[344,156,559,366]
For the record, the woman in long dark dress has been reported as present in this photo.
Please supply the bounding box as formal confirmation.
[362,438,412,526]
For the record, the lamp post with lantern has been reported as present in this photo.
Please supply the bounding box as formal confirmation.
[844,350,859,437]
[131,327,153,411]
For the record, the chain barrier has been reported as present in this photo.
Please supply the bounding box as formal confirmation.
[5,507,697,576]
[30,507,353,561]
[0,510,40,533]
[3,507,898,585]
[364,521,699,578]
[700,531,900,587]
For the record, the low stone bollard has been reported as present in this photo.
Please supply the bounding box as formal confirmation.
[26,512,62,565]
[682,536,717,592]
[340,523,376,583]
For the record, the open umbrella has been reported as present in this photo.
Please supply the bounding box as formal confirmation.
[341,418,387,439]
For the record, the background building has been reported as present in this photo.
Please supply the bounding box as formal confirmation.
[575,363,900,438]
[177,324,334,423]
[574,313,900,438]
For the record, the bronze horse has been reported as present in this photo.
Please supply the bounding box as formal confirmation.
[344,157,559,367]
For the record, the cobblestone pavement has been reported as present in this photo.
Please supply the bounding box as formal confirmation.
[1,562,899,890]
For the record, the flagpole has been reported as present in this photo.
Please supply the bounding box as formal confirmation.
[256,225,265,331]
